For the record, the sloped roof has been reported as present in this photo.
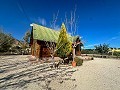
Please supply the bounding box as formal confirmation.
[32,23,79,43]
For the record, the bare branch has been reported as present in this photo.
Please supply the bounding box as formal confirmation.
[50,10,59,29]
[54,43,64,52]
[64,12,69,30]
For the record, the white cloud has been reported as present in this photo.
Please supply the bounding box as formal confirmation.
[85,32,120,49]
[30,17,47,26]
[38,18,47,26]
[68,32,72,35]
[107,32,120,42]
[53,25,60,30]
[107,36,118,42]
[84,43,99,48]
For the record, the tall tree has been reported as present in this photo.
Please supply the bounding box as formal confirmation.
[94,43,109,55]
[56,23,72,60]
[0,30,14,52]
[23,30,31,48]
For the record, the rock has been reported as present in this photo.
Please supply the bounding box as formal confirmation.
[47,78,52,82]
[58,80,63,84]
[71,79,76,81]
[66,69,77,73]
[0,69,5,73]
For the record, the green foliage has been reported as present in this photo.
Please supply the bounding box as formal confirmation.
[113,51,120,56]
[23,30,31,48]
[0,30,14,52]
[94,43,109,55]
[81,49,98,54]
[74,57,83,66]
[56,23,72,60]
[23,30,31,44]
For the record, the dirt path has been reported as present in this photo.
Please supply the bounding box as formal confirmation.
[1,55,120,90]
[0,55,77,90]
[71,58,120,90]
[45,58,120,90]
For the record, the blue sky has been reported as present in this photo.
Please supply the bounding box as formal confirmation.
[0,0,120,48]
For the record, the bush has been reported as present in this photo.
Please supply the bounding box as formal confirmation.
[74,57,83,66]
[0,31,14,52]
[113,51,120,57]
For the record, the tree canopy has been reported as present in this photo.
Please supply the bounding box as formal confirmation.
[94,43,109,55]
[23,30,31,44]
[0,30,14,52]
[23,30,31,48]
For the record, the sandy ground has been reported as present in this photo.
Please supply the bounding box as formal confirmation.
[49,58,120,90]
[0,55,120,90]
[0,55,77,90]
[71,58,120,90]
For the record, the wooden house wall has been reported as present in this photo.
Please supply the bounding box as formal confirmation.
[31,40,51,58]
[31,39,82,58]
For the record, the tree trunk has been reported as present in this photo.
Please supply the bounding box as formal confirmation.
[73,47,75,61]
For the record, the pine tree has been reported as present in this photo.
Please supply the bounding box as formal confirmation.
[56,23,72,60]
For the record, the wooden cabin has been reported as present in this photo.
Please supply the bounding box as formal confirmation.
[30,23,83,58]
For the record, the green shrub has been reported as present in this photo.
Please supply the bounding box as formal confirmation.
[113,51,120,57]
[74,57,83,66]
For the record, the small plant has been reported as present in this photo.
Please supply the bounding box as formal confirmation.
[113,51,120,57]
[74,57,83,66]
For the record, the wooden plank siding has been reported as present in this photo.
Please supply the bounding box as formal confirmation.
[31,39,82,58]
[31,40,51,58]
